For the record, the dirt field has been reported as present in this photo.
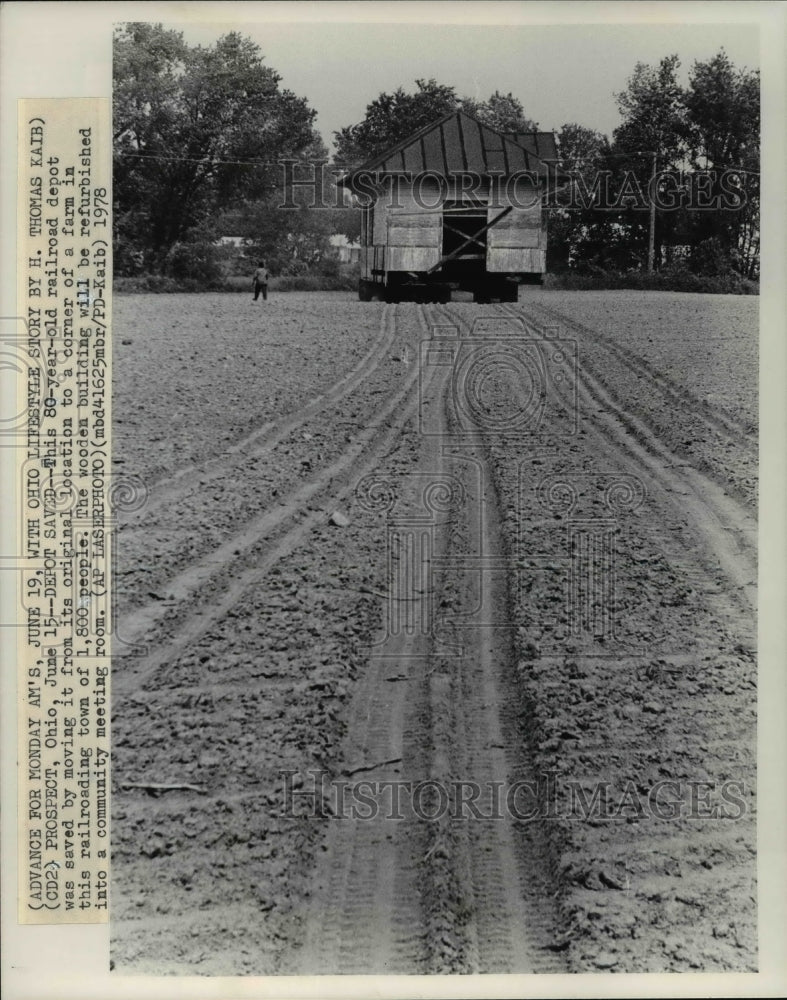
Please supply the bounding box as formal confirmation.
[111,289,757,974]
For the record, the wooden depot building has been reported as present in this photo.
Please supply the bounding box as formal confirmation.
[339,110,560,302]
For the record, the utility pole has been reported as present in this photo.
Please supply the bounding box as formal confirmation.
[647,150,657,272]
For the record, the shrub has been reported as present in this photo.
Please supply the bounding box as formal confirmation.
[688,237,736,277]
[114,265,360,294]
[164,241,227,287]
[543,267,758,295]
[271,272,358,292]
[113,274,183,293]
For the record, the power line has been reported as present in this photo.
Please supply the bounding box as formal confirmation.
[115,149,761,177]
[558,150,759,174]
[116,149,760,176]
[116,151,284,166]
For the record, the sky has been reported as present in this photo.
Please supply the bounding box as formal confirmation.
[171,19,760,149]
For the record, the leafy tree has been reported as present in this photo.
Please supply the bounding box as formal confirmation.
[113,23,188,274]
[556,123,610,170]
[113,24,320,273]
[218,198,337,276]
[610,55,690,269]
[548,124,613,270]
[113,22,187,144]
[613,54,688,169]
[462,91,538,132]
[333,78,459,167]
[217,157,359,277]
[683,50,760,272]
[321,205,361,245]
[684,49,759,169]
[606,50,759,276]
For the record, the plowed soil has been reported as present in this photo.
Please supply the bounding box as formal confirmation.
[111,290,757,975]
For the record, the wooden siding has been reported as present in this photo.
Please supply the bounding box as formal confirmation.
[387,247,441,271]
[360,172,547,276]
[372,198,387,245]
[486,182,544,271]
[487,248,545,273]
[388,215,441,247]
[487,205,542,249]
[377,181,443,272]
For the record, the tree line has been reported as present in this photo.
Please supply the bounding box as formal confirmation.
[113,24,759,285]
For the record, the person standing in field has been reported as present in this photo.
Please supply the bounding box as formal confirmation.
[253,261,270,301]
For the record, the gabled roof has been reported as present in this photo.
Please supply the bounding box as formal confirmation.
[339,110,560,186]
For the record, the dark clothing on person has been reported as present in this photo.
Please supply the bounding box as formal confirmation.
[253,266,269,301]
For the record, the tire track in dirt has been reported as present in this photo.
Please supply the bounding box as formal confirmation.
[273,297,755,975]
[426,303,568,971]
[121,304,400,516]
[289,615,433,974]
[486,303,757,970]
[502,303,757,614]
[114,305,429,694]
[439,302,756,970]
[526,300,756,447]
[291,302,566,973]
[463,478,565,973]
[285,305,440,974]
[115,305,405,612]
[115,295,755,973]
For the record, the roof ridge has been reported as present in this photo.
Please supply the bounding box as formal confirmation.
[338,108,560,184]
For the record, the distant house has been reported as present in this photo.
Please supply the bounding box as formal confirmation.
[329,233,361,264]
[216,235,247,249]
